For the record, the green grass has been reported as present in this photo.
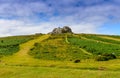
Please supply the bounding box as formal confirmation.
[81,34,120,44]
[68,37,120,56]
[0,34,120,78]
[0,34,42,46]
[107,35,120,39]
[29,34,92,61]
[0,65,120,78]
[0,35,41,57]
[29,34,120,61]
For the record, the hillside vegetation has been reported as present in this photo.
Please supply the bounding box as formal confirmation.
[0,66,120,78]
[29,34,120,61]
[0,35,41,57]
[0,33,120,78]
[0,33,120,62]
[29,34,92,61]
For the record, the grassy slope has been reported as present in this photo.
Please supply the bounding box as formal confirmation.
[29,34,120,59]
[0,34,120,78]
[1,34,50,65]
[99,36,120,41]
[0,35,39,57]
[0,66,120,78]
[29,34,92,61]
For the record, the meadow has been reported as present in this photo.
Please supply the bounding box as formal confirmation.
[0,33,120,78]
[0,35,40,57]
[68,37,120,55]
[0,65,120,78]
[81,34,120,44]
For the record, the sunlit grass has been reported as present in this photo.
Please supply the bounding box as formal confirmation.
[0,34,120,78]
[0,65,120,78]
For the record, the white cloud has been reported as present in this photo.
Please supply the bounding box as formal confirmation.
[0,0,120,36]
[0,19,55,36]
[0,19,101,37]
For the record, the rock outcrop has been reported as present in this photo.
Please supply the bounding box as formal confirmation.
[50,26,73,34]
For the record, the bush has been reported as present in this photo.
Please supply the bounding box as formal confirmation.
[74,59,80,63]
[1,40,3,43]
[96,56,109,61]
[95,53,116,61]
[34,43,39,47]
[102,53,116,59]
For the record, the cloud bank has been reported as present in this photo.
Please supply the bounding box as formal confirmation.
[0,0,120,36]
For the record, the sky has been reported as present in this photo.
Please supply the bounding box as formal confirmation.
[0,0,120,37]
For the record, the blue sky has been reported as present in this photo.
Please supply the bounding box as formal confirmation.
[0,0,120,36]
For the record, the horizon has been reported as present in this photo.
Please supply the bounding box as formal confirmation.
[0,32,120,38]
[0,0,120,37]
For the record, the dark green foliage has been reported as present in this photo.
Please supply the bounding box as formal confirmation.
[95,53,116,61]
[29,35,92,61]
[74,59,80,63]
[96,56,109,61]
[29,34,120,61]
[0,35,40,57]
[0,35,38,46]
[108,35,120,39]
[81,34,120,44]
[0,45,19,56]
[34,43,39,47]
[1,40,3,43]
[68,37,120,56]
[102,53,116,59]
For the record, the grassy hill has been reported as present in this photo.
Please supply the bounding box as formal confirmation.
[0,33,120,78]
[0,33,120,64]
[0,34,42,57]
[28,34,120,61]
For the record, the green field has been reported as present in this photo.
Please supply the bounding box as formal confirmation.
[0,65,120,78]
[0,33,120,78]
[0,35,41,57]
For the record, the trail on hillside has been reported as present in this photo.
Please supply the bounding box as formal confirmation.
[79,48,92,55]
[2,35,50,65]
[81,36,118,45]
[66,36,92,56]
[15,34,50,57]
[99,36,120,41]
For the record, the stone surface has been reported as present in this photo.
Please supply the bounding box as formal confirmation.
[50,26,73,34]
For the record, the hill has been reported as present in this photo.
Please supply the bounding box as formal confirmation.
[0,34,42,57]
[0,33,120,78]
[28,34,120,61]
[0,33,120,62]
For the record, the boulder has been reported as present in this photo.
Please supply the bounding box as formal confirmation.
[62,26,72,33]
[50,26,73,34]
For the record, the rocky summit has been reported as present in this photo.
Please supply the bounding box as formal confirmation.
[50,26,73,34]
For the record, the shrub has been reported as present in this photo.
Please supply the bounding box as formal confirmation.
[68,37,120,56]
[96,56,109,61]
[1,40,3,43]
[95,53,117,61]
[102,53,116,59]
[0,35,36,56]
[74,59,80,63]
[34,43,39,47]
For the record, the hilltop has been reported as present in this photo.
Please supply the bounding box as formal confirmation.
[0,27,120,78]
[0,32,120,62]
[49,26,73,34]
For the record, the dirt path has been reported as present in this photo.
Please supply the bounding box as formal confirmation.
[80,48,92,55]
[15,34,50,57]
[67,36,92,56]
[99,36,120,41]
[81,36,118,45]
[2,34,50,65]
